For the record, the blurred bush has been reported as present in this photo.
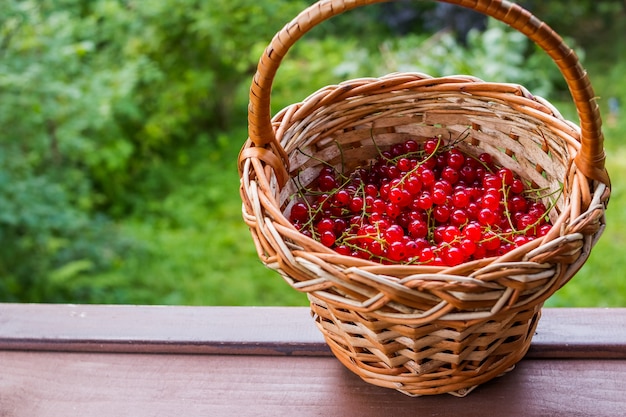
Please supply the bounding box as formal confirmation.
[1,0,622,305]
[0,0,307,301]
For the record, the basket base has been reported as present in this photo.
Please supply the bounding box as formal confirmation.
[309,294,542,397]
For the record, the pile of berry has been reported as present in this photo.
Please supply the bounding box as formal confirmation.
[288,137,552,267]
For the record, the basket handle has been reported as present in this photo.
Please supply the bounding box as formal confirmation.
[248,0,610,186]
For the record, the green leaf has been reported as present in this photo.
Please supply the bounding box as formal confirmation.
[48,260,94,286]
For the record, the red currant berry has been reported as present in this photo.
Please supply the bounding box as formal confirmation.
[433,205,451,223]
[349,215,365,229]
[364,183,378,197]
[369,240,386,257]
[481,192,500,211]
[482,231,501,251]
[466,202,480,220]
[396,212,411,229]
[371,198,386,214]
[400,189,414,207]
[419,246,436,263]
[316,193,332,209]
[433,226,446,244]
[349,196,365,213]
[516,213,536,231]
[460,238,477,256]
[384,224,405,243]
[404,139,419,153]
[318,174,337,192]
[447,150,465,170]
[418,167,436,187]
[463,222,482,241]
[370,215,389,230]
[333,218,348,234]
[385,202,401,219]
[364,195,376,213]
[478,208,497,225]
[498,168,514,186]
[513,235,531,247]
[431,256,445,266]
[537,223,552,237]
[388,186,404,203]
[333,189,351,207]
[483,174,501,190]
[436,153,448,170]
[510,178,525,194]
[478,153,493,167]
[388,165,401,179]
[290,202,309,223]
[424,138,442,155]
[377,179,388,194]
[473,243,487,260]
[422,156,437,170]
[405,175,422,195]
[435,179,452,194]
[432,188,448,206]
[388,241,407,261]
[409,210,426,221]
[408,219,428,239]
[442,225,460,243]
[316,217,335,233]
[390,143,406,157]
[404,240,420,259]
[335,245,351,256]
[443,246,465,266]
[508,195,528,213]
[415,192,433,210]
[452,189,471,208]
[450,209,469,227]
[528,202,548,222]
[397,157,412,172]
[320,230,336,247]
[441,166,460,184]
[460,164,477,183]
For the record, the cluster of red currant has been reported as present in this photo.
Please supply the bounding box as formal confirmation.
[288,137,553,266]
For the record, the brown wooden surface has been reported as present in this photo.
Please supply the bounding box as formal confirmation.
[0,304,327,356]
[1,304,626,358]
[2,305,626,416]
[2,353,625,417]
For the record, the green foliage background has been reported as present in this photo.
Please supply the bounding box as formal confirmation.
[1,0,624,306]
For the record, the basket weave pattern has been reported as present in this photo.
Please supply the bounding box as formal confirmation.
[239,0,610,397]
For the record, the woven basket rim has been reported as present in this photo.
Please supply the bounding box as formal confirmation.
[240,73,609,315]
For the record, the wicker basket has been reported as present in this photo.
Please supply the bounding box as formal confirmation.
[238,0,610,397]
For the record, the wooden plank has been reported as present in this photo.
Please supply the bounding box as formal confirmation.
[531,308,626,359]
[0,304,328,356]
[1,304,626,358]
[1,351,624,417]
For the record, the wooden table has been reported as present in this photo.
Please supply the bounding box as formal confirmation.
[1,304,625,416]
